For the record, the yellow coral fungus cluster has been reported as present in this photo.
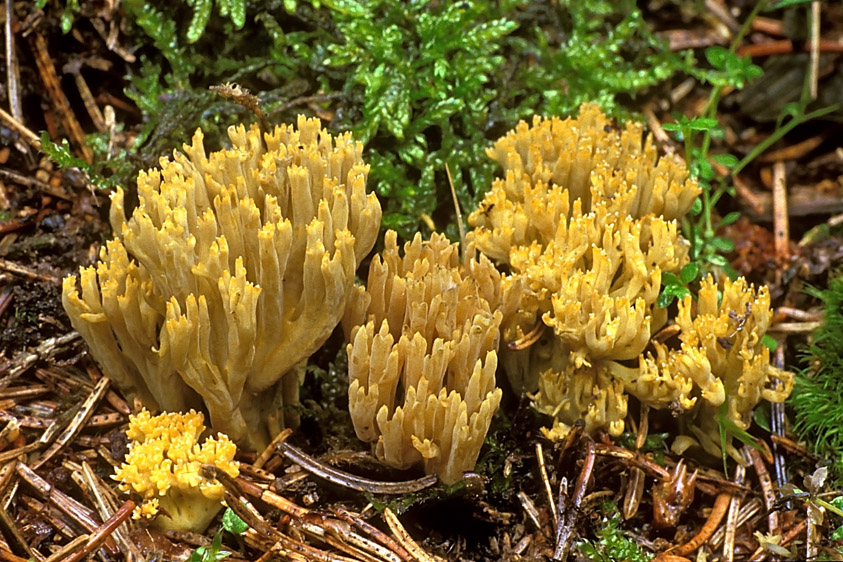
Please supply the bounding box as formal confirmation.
[63,116,381,450]
[344,230,515,484]
[113,409,239,533]
[469,104,791,455]
[669,276,792,461]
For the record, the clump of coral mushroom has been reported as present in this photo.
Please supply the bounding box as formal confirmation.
[113,409,239,533]
[343,231,516,484]
[469,104,792,459]
[63,116,381,451]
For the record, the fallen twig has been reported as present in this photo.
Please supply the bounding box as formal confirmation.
[207,465,424,562]
[669,492,732,557]
[553,438,595,561]
[0,258,60,284]
[516,491,544,533]
[722,453,747,562]
[623,406,649,520]
[383,507,444,562]
[278,441,437,494]
[16,463,120,556]
[3,332,80,380]
[333,506,411,562]
[33,376,110,469]
[737,38,843,57]
[28,34,92,163]
[62,499,135,562]
[594,442,670,480]
[748,448,779,536]
[0,503,33,559]
[536,442,558,528]
[772,161,789,263]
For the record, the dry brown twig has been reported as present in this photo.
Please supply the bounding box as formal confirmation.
[669,492,733,557]
[0,501,34,560]
[516,491,544,534]
[711,498,763,550]
[772,161,790,264]
[62,59,107,133]
[15,462,120,555]
[203,464,439,562]
[721,451,748,562]
[623,406,649,520]
[28,34,92,163]
[553,438,595,561]
[277,442,438,495]
[748,448,779,536]
[32,375,110,469]
[3,332,80,380]
[594,442,670,480]
[536,441,558,528]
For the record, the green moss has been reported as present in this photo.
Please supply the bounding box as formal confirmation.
[324,0,690,240]
[791,273,843,477]
[578,502,653,562]
[50,1,692,240]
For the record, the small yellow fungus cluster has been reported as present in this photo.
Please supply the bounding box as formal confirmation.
[344,231,515,484]
[113,409,239,533]
[670,277,792,460]
[469,104,791,456]
[63,116,381,451]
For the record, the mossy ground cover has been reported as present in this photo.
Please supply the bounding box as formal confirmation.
[3,1,843,560]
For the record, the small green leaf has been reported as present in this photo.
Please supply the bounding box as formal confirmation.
[397,141,425,164]
[186,0,212,43]
[705,253,729,267]
[680,262,699,284]
[60,11,73,33]
[717,211,741,228]
[223,0,247,28]
[661,271,681,286]
[705,46,729,68]
[697,158,714,180]
[40,131,113,190]
[711,153,738,168]
[711,237,735,252]
[686,117,719,131]
[753,405,771,432]
[657,291,674,309]
[321,0,371,17]
[761,334,778,351]
[657,283,689,308]
[222,508,248,535]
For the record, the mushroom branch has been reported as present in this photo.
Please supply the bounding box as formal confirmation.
[63,116,381,451]
[469,104,791,458]
[344,230,518,484]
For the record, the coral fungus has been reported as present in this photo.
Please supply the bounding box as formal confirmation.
[63,116,381,450]
[113,409,239,533]
[469,104,791,457]
[344,231,516,484]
